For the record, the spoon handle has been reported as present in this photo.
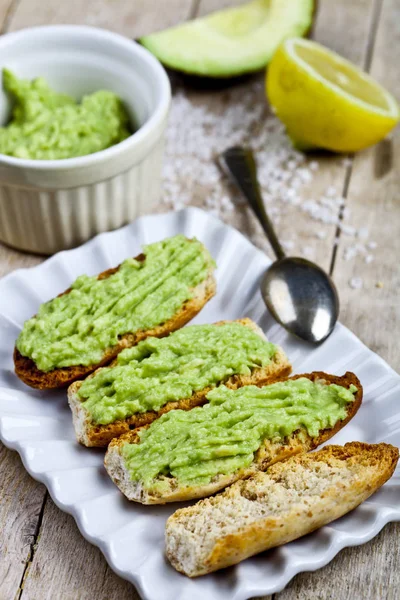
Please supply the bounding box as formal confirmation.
[219,146,285,261]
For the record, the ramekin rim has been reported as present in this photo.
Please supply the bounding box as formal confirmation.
[0,24,171,171]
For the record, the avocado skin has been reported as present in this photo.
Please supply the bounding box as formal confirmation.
[139,0,316,79]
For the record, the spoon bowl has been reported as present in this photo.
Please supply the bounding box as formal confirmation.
[262,256,339,343]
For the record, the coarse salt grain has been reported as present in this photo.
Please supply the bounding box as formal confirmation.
[358,227,369,239]
[340,224,356,236]
[297,168,313,183]
[302,246,314,257]
[287,159,298,170]
[344,243,369,261]
[325,186,337,198]
[344,246,358,261]
[160,82,374,262]
[349,277,363,289]
[162,85,317,224]
[282,240,295,251]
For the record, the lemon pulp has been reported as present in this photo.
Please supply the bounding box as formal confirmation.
[267,37,399,152]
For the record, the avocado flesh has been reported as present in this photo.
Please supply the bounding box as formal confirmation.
[139,0,315,78]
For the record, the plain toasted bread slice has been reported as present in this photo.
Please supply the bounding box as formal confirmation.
[166,441,399,577]
[14,245,216,390]
[69,318,291,447]
[105,371,362,504]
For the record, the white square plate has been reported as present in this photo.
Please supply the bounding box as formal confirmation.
[0,208,399,600]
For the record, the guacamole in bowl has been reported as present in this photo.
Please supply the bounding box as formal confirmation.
[0,24,171,253]
[0,69,132,160]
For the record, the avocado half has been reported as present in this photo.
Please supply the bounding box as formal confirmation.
[139,0,315,78]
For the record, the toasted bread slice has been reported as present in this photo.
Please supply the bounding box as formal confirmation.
[69,318,291,447]
[166,441,398,577]
[105,371,362,504]
[14,241,216,390]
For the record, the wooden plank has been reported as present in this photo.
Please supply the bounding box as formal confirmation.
[0,245,42,278]
[275,523,400,600]
[0,0,53,583]
[20,497,138,600]
[197,0,244,15]
[7,0,195,37]
[276,0,400,598]
[334,0,400,373]
[0,3,197,600]
[0,3,47,599]
[0,444,46,600]
[0,0,15,32]
[0,1,397,600]
[166,0,376,273]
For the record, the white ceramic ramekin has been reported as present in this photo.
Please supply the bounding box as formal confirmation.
[0,25,171,254]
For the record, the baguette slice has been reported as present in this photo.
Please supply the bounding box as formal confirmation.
[105,371,362,504]
[14,242,216,390]
[70,318,291,447]
[166,441,399,577]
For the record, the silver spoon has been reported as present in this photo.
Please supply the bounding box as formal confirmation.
[219,146,339,343]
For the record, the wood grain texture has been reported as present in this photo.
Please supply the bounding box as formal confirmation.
[334,0,400,373]
[197,0,245,15]
[0,245,42,278]
[7,0,195,36]
[275,523,400,600]
[0,6,47,600]
[0,0,398,598]
[0,0,15,32]
[0,444,46,600]
[19,497,138,600]
[275,0,400,598]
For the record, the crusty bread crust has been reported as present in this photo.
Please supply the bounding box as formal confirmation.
[14,246,216,389]
[165,442,399,577]
[105,371,362,504]
[70,318,291,447]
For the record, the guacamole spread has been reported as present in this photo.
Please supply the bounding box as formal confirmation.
[78,322,277,424]
[121,378,357,492]
[16,235,214,371]
[0,69,131,159]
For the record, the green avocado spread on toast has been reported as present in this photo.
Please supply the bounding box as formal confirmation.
[16,235,214,371]
[78,322,278,424]
[121,378,357,492]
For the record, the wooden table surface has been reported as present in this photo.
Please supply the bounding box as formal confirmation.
[0,1,399,599]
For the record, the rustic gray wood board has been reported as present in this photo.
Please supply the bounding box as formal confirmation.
[0,0,398,598]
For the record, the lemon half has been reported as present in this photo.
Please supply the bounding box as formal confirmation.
[267,37,399,152]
